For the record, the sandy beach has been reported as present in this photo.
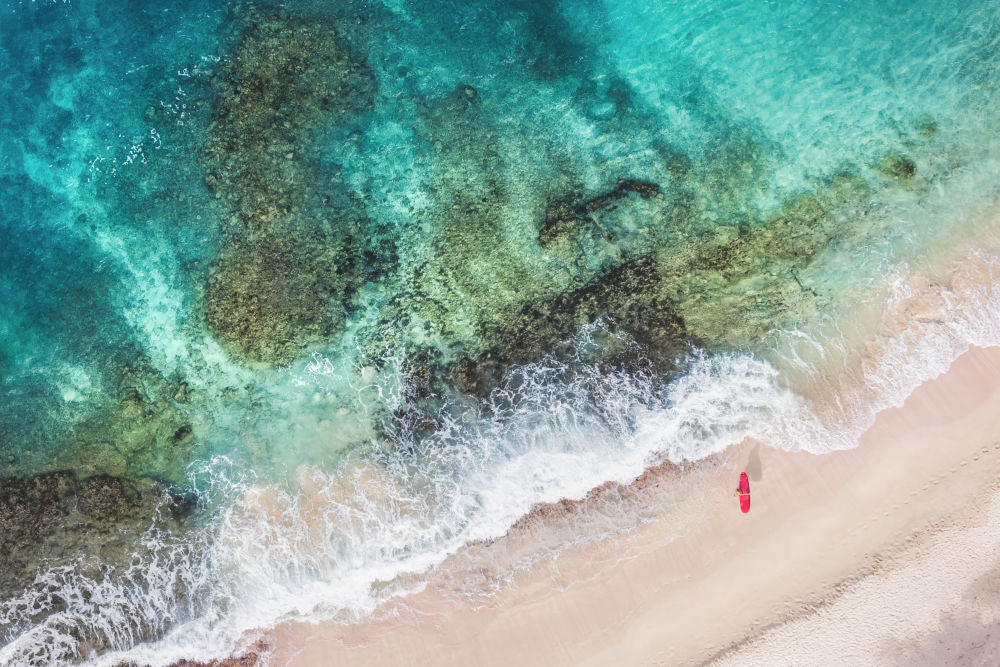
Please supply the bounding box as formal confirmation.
[253,344,1000,666]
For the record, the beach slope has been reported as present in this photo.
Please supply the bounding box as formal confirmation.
[267,345,1000,666]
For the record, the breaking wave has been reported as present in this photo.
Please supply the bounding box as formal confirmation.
[3,248,1000,666]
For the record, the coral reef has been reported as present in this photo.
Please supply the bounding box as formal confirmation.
[875,152,917,182]
[359,75,878,399]
[463,254,691,390]
[197,9,917,405]
[204,231,354,365]
[426,162,876,400]
[200,8,377,364]
[0,471,195,604]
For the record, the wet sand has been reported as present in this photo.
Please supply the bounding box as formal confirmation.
[259,345,1000,666]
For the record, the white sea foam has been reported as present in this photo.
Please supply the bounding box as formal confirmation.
[3,250,1000,666]
[770,250,1000,452]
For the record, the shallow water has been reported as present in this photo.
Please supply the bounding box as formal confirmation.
[2,0,1000,663]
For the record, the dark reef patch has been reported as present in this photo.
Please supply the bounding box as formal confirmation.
[199,7,378,364]
[478,254,691,382]
[401,162,875,399]
[538,178,663,254]
[459,185,858,391]
[874,152,917,183]
[204,230,355,364]
[0,471,196,613]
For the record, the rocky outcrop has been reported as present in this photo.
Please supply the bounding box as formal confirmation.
[161,640,268,667]
[538,178,663,263]
[62,354,204,484]
[875,152,917,182]
[200,8,378,364]
[0,471,195,600]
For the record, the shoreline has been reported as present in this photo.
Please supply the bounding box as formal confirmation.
[255,344,1000,666]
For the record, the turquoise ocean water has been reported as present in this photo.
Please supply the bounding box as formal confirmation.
[2,0,1000,663]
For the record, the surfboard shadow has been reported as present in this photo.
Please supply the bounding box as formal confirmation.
[747,442,762,482]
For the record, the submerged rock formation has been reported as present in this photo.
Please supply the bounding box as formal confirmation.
[204,230,355,365]
[194,10,913,408]
[62,354,204,484]
[875,152,917,182]
[0,471,195,607]
[380,153,878,401]
[538,178,664,266]
[200,8,377,364]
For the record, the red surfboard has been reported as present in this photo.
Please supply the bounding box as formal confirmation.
[738,472,750,513]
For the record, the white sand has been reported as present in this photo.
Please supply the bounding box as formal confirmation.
[261,345,1000,666]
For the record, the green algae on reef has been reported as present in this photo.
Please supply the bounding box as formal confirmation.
[200,8,377,364]
[874,151,918,183]
[451,174,877,393]
[0,341,207,485]
[64,355,206,483]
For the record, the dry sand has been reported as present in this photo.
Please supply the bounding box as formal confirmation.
[261,345,1000,666]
